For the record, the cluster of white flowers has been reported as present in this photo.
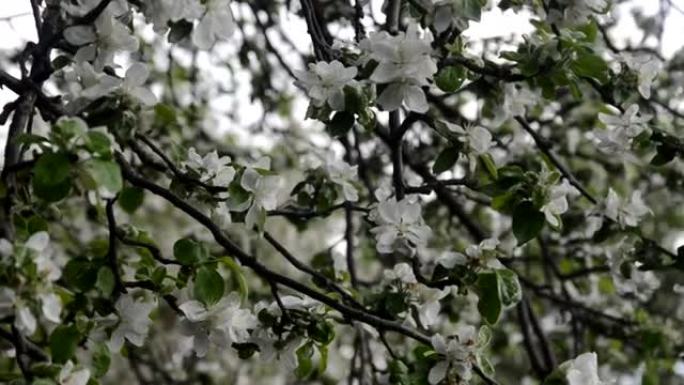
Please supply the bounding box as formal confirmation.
[383,263,449,328]
[621,54,660,99]
[184,148,236,188]
[428,326,478,385]
[446,122,496,172]
[604,188,651,228]
[179,292,256,357]
[595,104,651,154]
[0,233,63,336]
[605,239,661,301]
[295,61,359,111]
[561,352,608,385]
[538,167,580,228]
[360,22,437,113]
[236,157,282,230]
[142,0,236,49]
[438,238,501,270]
[109,295,156,351]
[63,1,136,71]
[370,197,432,255]
[325,156,360,202]
[58,361,91,385]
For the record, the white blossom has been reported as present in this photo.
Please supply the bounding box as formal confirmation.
[1,289,38,336]
[361,22,437,113]
[39,292,62,324]
[606,239,660,301]
[438,238,500,270]
[63,62,122,112]
[25,231,61,282]
[428,326,477,385]
[384,263,417,284]
[538,166,579,228]
[325,156,359,202]
[64,16,139,71]
[192,0,236,49]
[604,188,651,228]
[179,293,256,357]
[238,157,282,230]
[448,124,495,156]
[623,54,660,99]
[121,63,157,106]
[562,352,608,385]
[59,361,91,385]
[595,104,651,154]
[15,302,37,336]
[143,0,204,32]
[109,295,156,351]
[370,197,432,254]
[295,61,358,111]
[416,286,449,327]
[184,148,236,187]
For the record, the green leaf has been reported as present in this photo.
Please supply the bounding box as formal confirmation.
[82,159,123,196]
[63,258,98,292]
[651,145,676,166]
[496,269,522,308]
[154,104,177,126]
[432,147,460,174]
[221,257,249,304]
[328,111,355,137]
[512,201,545,245]
[173,238,201,265]
[84,131,112,156]
[118,187,145,213]
[571,52,609,83]
[343,85,367,114]
[49,325,80,364]
[92,343,111,378]
[477,272,502,324]
[317,344,329,374]
[194,266,225,306]
[96,267,115,296]
[436,66,465,92]
[480,153,498,179]
[295,342,314,379]
[307,320,335,346]
[32,152,72,202]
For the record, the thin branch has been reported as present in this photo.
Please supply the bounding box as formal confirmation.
[105,198,127,296]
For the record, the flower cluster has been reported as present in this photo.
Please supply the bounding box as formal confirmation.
[370,197,432,255]
[360,22,437,113]
[595,104,651,154]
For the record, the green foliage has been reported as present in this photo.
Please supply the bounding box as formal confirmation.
[32,152,72,202]
[476,269,522,324]
[512,201,545,245]
[193,266,225,306]
[49,325,80,364]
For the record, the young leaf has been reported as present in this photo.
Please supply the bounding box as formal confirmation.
[194,266,225,306]
[49,325,80,364]
[496,269,522,308]
[433,147,460,174]
[173,238,201,265]
[512,201,545,245]
[118,187,145,213]
[82,159,123,196]
[477,272,502,324]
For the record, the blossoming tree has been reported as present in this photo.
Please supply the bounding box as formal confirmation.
[0,0,683,384]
